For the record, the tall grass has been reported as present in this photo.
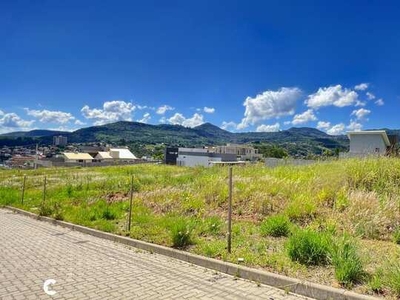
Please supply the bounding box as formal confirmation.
[287,229,331,265]
[260,215,291,237]
[330,236,364,287]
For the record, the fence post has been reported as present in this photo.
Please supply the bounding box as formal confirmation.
[21,175,26,205]
[127,175,134,232]
[227,166,233,253]
[43,176,47,204]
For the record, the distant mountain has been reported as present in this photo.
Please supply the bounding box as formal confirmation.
[0,121,351,156]
[1,129,69,138]
[193,123,232,139]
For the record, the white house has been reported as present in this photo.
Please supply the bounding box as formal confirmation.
[109,148,137,161]
[176,148,237,167]
[63,152,94,164]
[347,131,390,156]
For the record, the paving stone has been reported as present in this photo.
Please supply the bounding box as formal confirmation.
[0,209,313,299]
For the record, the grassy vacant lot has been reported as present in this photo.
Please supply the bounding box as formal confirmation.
[1,158,400,298]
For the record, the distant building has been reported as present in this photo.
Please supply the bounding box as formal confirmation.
[164,147,179,165]
[346,131,394,157]
[63,152,94,164]
[214,144,262,161]
[8,155,35,168]
[109,148,137,161]
[177,148,237,167]
[95,151,113,161]
[53,135,68,146]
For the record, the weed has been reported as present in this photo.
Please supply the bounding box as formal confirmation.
[260,215,291,237]
[368,269,384,294]
[287,229,330,265]
[52,202,64,220]
[170,218,194,248]
[385,261,400,297]
[38,202,53,217]
[66,184,73,197]
[392,227,400,244]
[202,216,223,235]
[102,206,117,220]
[330,236,364,287]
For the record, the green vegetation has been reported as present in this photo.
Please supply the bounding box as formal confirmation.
[2,157,400,298]
[330,236,364,287]
[385,262,400,297]
[287,229,330,265]
[392,227,400,244]
[170,217,194,248]
[260,215,291,237]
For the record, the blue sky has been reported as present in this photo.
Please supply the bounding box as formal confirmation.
[1,0,400,134]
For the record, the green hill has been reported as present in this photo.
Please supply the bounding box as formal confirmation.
[0,121,350,156]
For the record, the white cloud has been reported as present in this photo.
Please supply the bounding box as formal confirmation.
[25,108,75,124]
[366,92,376,100]
[81,100,135,125]
[168,113,204,128]
[256,123,280,132]
[291,109,317,125]
[221,121,237,131]
[305,85,359,109]
[0,110,4,116]
[47,126,74,132]
[238,87,302,129]
[347,121,363,131]
[168,113,185,125]
[327,123,346,135]
[317,121,331,131]
[0,113,35,132]
[354,83,369,91]
[156,105,174,115]
[159,117,167,123]
[203,107,215,114]
[351,108,371,120]
[375,99,384,106]
[355,100,366,107]
[139,113,151,123]
[74,120,86,125]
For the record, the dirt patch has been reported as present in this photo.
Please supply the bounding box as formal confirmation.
[105,192,128,203]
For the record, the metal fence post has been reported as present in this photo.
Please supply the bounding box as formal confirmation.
[21,175,26,205]
[227,166,233,253]
[43,176,47,204]
[128,175,134,232]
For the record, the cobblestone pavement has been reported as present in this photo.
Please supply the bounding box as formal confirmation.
[0,209,313,300]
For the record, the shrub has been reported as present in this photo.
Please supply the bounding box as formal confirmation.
[330,236,364,287]
[287,229,330,265]
[260,215,291,237]
[171,218,194,248]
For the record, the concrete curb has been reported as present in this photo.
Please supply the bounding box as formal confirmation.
[5,206,378,300]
